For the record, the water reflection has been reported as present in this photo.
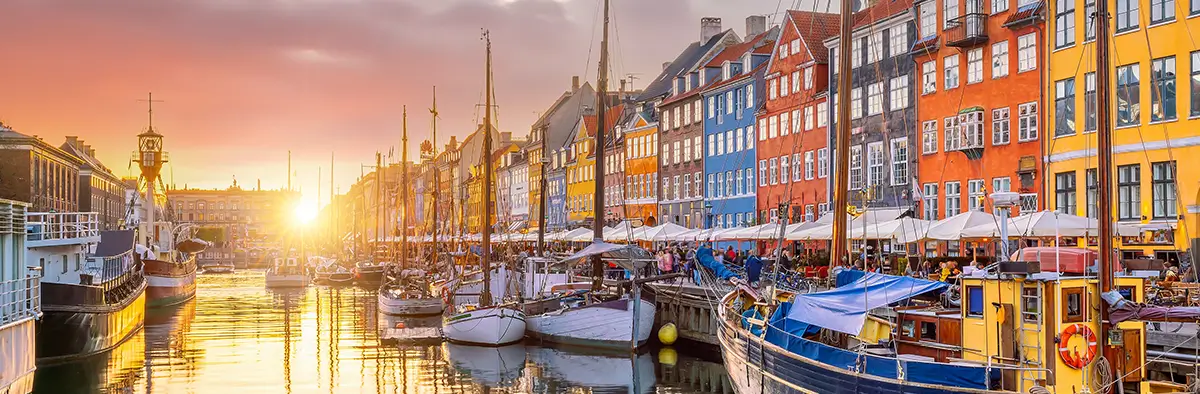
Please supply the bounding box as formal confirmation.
[32,270,729,394]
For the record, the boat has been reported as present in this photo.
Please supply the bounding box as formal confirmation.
[132,102,207,308]
[202,262,234,274]
[317,263,355,285]
[443,31,526,347]
[265,257,310,288]
[378,268,444,316]
[0,200,37,394]
[442,342,527,386]
[30,213,146,364]
[354,260,385,285]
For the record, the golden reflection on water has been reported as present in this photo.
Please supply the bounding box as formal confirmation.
[32,270,731,394]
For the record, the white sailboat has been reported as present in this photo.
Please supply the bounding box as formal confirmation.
[442,30,526,346]
[265,257,309,288]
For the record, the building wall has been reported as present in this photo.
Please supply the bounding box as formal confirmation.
[624,121,660,226]
[703,76,761,232]
[566,123,596,225]
[170,188,299,267]
[602,136,627,224]
[658,96,707,228]
[1046,0,1199,254]
[547,170,567,230]
[0,150,33,205]
[913,0,1044,222]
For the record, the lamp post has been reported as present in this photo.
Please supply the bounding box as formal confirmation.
[990,191,1020,261]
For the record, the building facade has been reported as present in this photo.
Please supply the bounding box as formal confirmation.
[0,123,83,213]
[169,184,299,267]
[757,11,839,225]
[622,114,660,226]
[913,0,1044,223]
[61,136,127,230]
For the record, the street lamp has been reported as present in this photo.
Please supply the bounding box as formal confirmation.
[990,191,1020,261]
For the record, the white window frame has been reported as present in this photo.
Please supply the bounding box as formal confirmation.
[890,77,909,110]
[1018,33,1037,72]
[818,148,829,178]
[992,107,1011,145]
[922,61,937,94]
[868,82,884,115]
[944,54,960,89]
[922,120,938,154]
[891,137,908,185]
[1018,102,1039,141]
[992,41,1009,78]
[967,48,983,84]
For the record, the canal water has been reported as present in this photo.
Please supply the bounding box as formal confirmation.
[31,271,732,394]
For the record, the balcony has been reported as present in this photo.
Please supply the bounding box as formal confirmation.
[945,13,988,48]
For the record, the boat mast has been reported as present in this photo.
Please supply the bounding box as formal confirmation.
[430,86,440,269]
[330,153,334,251]
[590,0,610,293]
[537,115,548,257]
[376,152,383,262]
[829,0,855,270]
[480,30,495,307]
[1094,0,1116,365]
[401,106,409,267]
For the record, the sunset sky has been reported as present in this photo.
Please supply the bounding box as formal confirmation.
[0,0,814,208]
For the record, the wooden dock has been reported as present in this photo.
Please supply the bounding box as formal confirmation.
[645,281,730,348]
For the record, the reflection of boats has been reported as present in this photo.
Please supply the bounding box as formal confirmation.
[354,260,385,285]
[32,329,146,393]
[443,342,526,386]
[0,199,37,394]
[202,262,234,274]
[32,220,147,364]
[527,346,656,393]
[265,258,309,288]
[378,313,442,343]
[378,268,443,316]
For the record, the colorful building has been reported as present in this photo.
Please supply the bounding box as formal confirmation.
[564,106,624,226]
[527,77,596,231]
[912,0,1044,226]
[825,0,919,211]
[757,11,839,225]
[621,112,660,226]
[701,26,777,234]
[1045,0,1194,258]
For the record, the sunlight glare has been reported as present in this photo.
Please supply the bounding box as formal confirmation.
[294,201,318,225]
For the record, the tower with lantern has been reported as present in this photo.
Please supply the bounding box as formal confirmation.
[133,93,168,246]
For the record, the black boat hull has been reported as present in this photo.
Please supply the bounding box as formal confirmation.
[36,283,146,365]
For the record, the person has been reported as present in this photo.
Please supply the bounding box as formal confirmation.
[1163,264,1181,283]
[663,250,674,274]
[725,246,736,263]
[745,251,763,286]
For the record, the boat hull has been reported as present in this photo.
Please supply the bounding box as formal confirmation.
[36,285,146,364]
[355,269,384,285]
[443,306,526,346]
[144,258,196,307]
[265,274,309,288]
[377,296,444,316]
[377,313,442,343]
[717,316,992,394]
[526,297,655,350]
[0,317,36,394]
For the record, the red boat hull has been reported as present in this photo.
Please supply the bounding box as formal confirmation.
[143,257,197,307]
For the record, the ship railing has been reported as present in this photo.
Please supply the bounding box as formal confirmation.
[25,212,100,242]
[0,269,41,325]
[82,250,143,302]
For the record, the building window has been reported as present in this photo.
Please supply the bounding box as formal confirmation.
[1086,168,1098,218]
[920,1,937,38]
[991,41,1009,79]
[891,138,908,185]
[992,107,1010,145]
[1056,172,1077,214]
[889,25,908,57]
[944,0,959,29]
[1117,0,1139,32]
[868,31,883,64]
[1055,78,1076,136]
[1151,0,1174,23]
[780,156,790,184]
[918,62,937,96]
[850,145,863,190]
[707,173,715,198]
[818,148,829,178]
[817,101,828,127]
[769,115,779,138]
[967,48,983,84]
[792,71,801,94]
[993,177,1012,193]
[695,100,703,123]
[945,181,962,217]
[726,170,734,195]
[851,87,863,119]
[1117,63,1141,127]
[793,153,803,181]
[993,0,1009,13]
[1084,73,1097,132]
[804,107,815,131]
[922,120,938,154]
[868,82,884,115]
[1193,0,1200,15]
[804,67,815,90]
[1018,102,1039,141]
[890,77,909,110]
[944,116,961,151]
[780,112,791,136]
[852,39,863,68]
[1018,33,1037,72]
[968,179,985,211]
[769,158,778,185]
[759,160,767,186]
[923,184,939,220]
[1055,0,1075,48]
[1118,164,1141,220]
[1192,52,1200,117]
[1152,161,1177,219]
[707,97,715,119]
[694,136,703,160]
[1151,56,1177,122]
[944,54,960,89]
[804,151,815,180]
[867,142,885,187]
[1085,0,1097,41]
[780,75,790,98]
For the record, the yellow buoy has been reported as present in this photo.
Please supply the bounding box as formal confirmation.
[658,323,678,345]
[658,347,678,366]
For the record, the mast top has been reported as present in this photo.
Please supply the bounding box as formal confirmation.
[137,92,165,136]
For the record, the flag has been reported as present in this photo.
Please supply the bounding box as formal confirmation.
[911,177,923,200]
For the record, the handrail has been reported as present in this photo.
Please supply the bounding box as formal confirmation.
[0,272,41,325]
[25,212,100,242]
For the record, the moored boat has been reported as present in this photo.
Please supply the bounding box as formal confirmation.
[378,268,443,316]
[202,262,234,274]
[30,213,146,364]
[142,238,205,307]
[354,260,386,285]
[265,257,309,288]
[443,304,527,346]
[0,199,37,394]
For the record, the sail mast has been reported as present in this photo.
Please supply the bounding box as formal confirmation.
[1095,0,1116,362]
[431,87,440,269]
[401,106,409,267]
[480,30,495,307]
[538,115,548,257]
[591,0,610,293]
[829,0,855,269]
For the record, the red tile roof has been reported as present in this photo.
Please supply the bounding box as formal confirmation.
[702,62,768,93]
[786,11,842,63]
[704,30,775,68]
[851,0,914,30]
[583,104,626,138]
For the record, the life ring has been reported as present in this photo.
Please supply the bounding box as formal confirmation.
[1059,323,1099,369]
[442,291,451,305]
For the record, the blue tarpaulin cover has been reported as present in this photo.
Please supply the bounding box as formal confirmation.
[835,269,866,287]
[785,272,949,335]
[696,246,738,280]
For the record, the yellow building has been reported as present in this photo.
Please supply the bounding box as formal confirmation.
[1045,1,1195,259]
[566,114,597,224]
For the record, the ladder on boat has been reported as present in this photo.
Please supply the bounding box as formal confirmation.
[1017,282,1044,391]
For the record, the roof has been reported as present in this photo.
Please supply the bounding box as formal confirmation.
[636,30,735,102]
[852,0,914,30]
[582,104,626,138]
[786,11,842,63]
[703,62,768,94]
[1003,1,1045,27]
[662,29,778,106]
[60,141,112,174]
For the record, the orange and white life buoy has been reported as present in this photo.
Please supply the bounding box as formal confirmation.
[1059,323,1099,369]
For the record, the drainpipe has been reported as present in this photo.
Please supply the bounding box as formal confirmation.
[1036,19,1047,211]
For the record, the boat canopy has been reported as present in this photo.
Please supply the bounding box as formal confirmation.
[785,272,949,336]
[558,241,653,270]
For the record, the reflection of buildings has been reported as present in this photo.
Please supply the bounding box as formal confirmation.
[168,183,300,267]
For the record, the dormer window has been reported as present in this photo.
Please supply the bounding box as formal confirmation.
[743,53,753,70]
[722,62,732,80]
[673,78,681,96]
[685,77,692,91]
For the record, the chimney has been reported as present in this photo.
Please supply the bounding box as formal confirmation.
[746,15,767,37]
[65,136,79,147]
[700,17,722,43]
[662,62,672,71]
[620,79,627,95]
[572,76,580,91]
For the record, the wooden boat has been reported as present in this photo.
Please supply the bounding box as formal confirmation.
[315,263,354,285]
[378,268,443,316]
[202,262,234,274]
[30,216,146,364]
[143,238,205,307]
[265,258,309,288]
[354,260,385,285]
[0,199,37,394]
[443,304,527,346]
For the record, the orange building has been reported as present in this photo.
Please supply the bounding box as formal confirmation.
[621,113,658,226]
[912,0,1044,222]
[756,10,840,224]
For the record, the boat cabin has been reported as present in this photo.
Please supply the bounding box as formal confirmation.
[894,307,962,363]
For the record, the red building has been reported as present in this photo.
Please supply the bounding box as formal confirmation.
[756,10,840,225]
[911,0,1044,223]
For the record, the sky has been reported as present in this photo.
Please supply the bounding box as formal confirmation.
[0,0,825,209]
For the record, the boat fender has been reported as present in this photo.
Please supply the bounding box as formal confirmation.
[658,323,678,345]
[1058,323,1098,369]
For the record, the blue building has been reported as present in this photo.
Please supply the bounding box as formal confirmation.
[700,29,776,250]
[546,168,567,231]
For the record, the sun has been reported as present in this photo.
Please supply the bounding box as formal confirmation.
[294,201,318,225]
